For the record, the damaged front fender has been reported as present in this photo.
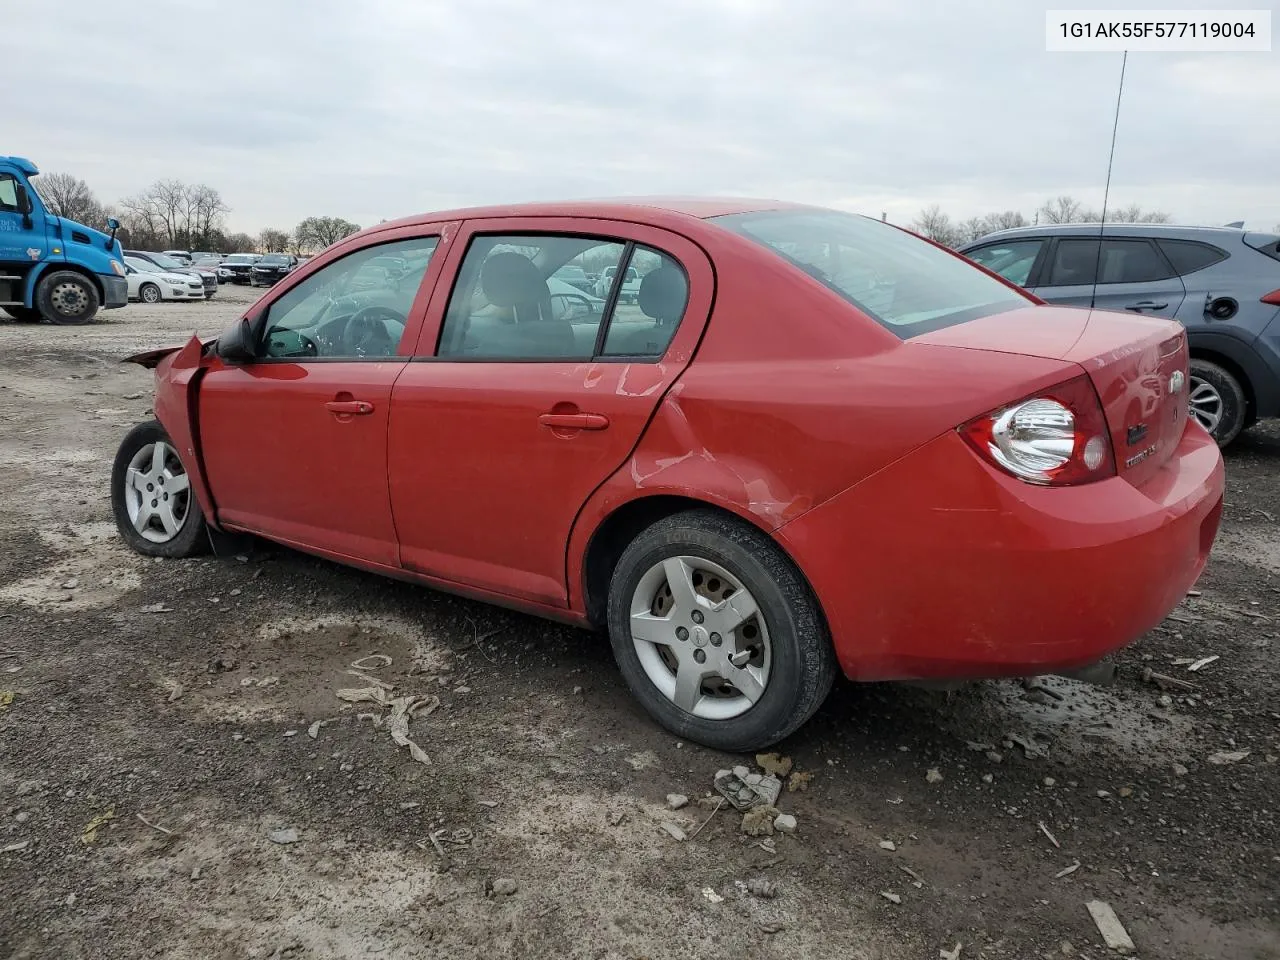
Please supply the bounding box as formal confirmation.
[122,334,221,530]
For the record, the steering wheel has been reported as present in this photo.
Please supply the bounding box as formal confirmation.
[343,305,406,356]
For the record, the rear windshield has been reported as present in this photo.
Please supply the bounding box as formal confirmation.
[713,209,1029,337]
[1244,232,1280,263]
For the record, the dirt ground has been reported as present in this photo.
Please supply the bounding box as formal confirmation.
[1,285,1277,960]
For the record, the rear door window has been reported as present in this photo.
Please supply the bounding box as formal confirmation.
[1043,238,1176,286]
[1155,239,1228,275]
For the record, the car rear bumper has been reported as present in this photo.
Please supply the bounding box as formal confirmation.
[776,422,1225,681]
[101,275,128,309]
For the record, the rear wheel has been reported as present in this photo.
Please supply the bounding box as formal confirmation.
[111,420,208,558]
[606,509,836,752]
[1188,358,1246,447]
[35,270,100,325]
[1,306,42,323]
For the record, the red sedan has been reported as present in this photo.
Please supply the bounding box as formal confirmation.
[111,199,1225,750]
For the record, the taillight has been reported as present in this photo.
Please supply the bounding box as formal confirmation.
[1261,289,1280,306]
[959,374,1116,486]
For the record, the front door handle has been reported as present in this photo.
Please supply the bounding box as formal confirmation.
[1124,301,1168,311]
[538,412,610,431]
[326,400,374,415]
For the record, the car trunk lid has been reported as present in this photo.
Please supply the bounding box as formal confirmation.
[915,305,1189,486]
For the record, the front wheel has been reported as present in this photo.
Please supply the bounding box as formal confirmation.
[36,270,100,325]
[111,420,209,558]
[1188,358,1247,447]
[139,283,161,304]
[606,510,836,752]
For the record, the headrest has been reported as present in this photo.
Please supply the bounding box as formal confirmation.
[481,253,547,308]
[638,265,688,321]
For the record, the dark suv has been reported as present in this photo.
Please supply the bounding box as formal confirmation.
[960,224,1280,446]
[250,253,298,287]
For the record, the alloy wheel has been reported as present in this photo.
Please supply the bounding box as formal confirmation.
[629,556,771,720]
[1188,375,1223,435]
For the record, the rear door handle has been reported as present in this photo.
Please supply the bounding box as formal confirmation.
[326,400,374,415]
[1124,301,1168,311]
[538,412,610,431]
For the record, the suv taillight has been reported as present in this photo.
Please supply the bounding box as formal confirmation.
[1261,289,1280,306]
[959,374,1116,486]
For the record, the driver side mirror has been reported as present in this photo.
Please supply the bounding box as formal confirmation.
[216,317,257,364]
[14,184,33,229]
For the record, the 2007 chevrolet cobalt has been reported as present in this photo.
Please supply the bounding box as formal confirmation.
[111,198,1224,750]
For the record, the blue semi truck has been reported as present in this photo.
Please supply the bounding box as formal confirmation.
[0,155,128,324]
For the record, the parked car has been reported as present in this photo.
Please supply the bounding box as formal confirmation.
[123,256,206,303]
[220,253,260,284]
[110,198,1224,751]
[188,257,224,283]
[593,263,641,302]
[250,252,298,286]
[125,250,217,299]
[163,250,193,264]
[960,223,1280,446]
[552,263,594,293]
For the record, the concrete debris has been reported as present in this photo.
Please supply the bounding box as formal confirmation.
[666,793,689,810]
[268,828,299,845]
[351,654,392,671]
[1172,763,1188,776]
[701,886,724,904]
[986,751,1003,764]
[940,944,962,960]
[741,806,781,836]
[492,878,518,896]
[760,922,785,934]
[1007,733,1048,759]
[1043,777,1057,787]
[1,841,30,853]
[900,865,925,887]
[982,773,994,784]
[1055,861,1082,879]
[787,771,814,792]
[139,603,172,613]
[880,891,902,905]
[755,752,793,777]
[1118,786,1133,798]
[746,878,779,898]
[966,741,994,752]
[879,840,897,851]
[1187,655,1220,672]
[659,822,687,842]
[773,814,797,834]
[926,768,944,784]
[1085,900,1135,954]
[1208,750,1250,765]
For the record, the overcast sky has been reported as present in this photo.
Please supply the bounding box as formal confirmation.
[10,0,1278,234]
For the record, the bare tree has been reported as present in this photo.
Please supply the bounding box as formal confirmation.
[984,210,1028,232]
[1038,195,1089,224]
[294,216,361,252]
[957,216,989,243]
[224,232,256,253]
[911,205,962,247]
[33,172,107,227]
[259,228,292,252]
[188,185,230,248]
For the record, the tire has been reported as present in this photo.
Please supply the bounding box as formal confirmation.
[606,509,836,752]
[139,283,161,304]
[1188,358,1247,448]
[111,420,209,558]
[1,306,42,323]
[35,270,100,325]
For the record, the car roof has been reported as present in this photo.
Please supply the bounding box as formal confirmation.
[967,222,1252,245]
[371,196,805,232]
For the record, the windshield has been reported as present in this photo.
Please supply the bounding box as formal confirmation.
[226,255,255,264]
[260,255,289,264]
[713,209,1029,337]
[149,253,187,270]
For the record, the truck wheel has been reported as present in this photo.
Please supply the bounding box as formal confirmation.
[1,306,42,323]
[139,283,162,304]
[36,270,100,325]
[1188,358,1247,447]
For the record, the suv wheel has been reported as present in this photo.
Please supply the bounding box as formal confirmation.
[1188,358,1247,447]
